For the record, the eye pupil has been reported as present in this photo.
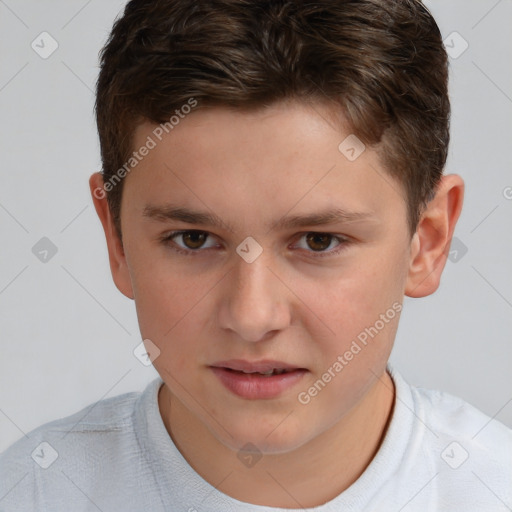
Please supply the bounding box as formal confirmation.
[306,233,331,251]
[183,231,207,249]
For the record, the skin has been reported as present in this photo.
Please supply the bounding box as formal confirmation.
[89,99,464,508]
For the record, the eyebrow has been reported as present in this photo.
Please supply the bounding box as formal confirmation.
[142,204,376,232]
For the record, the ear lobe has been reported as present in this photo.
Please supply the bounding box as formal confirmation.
[405,174,464,298]
[89,172,135,300]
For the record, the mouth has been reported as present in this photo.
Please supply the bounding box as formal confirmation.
[211,359,306,374]
[209,360,308,399]
[221,367,297,376]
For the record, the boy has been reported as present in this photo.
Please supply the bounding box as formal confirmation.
[1,0,511,510]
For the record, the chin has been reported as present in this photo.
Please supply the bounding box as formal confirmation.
[210,417,313,455]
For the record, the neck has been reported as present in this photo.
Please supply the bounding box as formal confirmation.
[158,369,395,509]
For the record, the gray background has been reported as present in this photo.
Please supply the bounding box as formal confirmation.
[0,0,511,454]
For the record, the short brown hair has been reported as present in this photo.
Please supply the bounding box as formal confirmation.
[95,0,449,239]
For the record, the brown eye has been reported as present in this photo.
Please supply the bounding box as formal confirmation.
[305,233,333,251]
[180,231,209,249]
[162,230,216,255]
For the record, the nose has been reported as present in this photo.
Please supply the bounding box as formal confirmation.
[217,249,291,343]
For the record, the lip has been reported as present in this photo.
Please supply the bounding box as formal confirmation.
[211,359,303,373]
[210,359,308,400]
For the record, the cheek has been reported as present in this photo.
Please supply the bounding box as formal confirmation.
[129,268,201,365]
[129,247,208,324]
[305,249,405,361]
[295,266,401,417]
[129,258,229,379]
[317,261,402,326]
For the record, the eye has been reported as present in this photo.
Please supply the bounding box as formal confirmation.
[160,230,217,255]
[293,232,349,257]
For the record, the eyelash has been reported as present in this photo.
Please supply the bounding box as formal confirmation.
[159,230,351,258]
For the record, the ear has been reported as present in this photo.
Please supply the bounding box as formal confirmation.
[89,172,134,300]
[405,174,464,298]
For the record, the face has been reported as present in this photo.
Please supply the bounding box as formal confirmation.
[115,100,413,454]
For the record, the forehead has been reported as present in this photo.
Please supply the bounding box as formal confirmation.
[125,101,407,229]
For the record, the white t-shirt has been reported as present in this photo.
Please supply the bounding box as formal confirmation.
[0,364,510,511]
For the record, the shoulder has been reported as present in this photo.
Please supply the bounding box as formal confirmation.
[412,381,512,451]
[1,386,141,456]
[392,368,512,507]
[390,365,512,452]
[0,383,153,511]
